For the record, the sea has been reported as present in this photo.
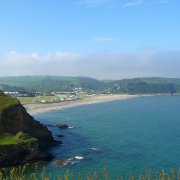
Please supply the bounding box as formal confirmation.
[34,96,180,178]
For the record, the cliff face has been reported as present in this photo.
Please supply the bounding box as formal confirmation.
[0,93,58,166]
[0,103,55,146]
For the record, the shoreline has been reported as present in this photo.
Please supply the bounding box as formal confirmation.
[25,94,139,115]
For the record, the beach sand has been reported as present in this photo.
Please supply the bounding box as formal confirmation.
[25,94,139,115]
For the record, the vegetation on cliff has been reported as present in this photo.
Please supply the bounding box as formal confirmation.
[0,91,18,113]
[0,91,56,166]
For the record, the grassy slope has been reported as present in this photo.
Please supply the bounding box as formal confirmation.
[0,92,19,136]
[0,92,17,144]
[0,92,37,146]
[0,134,18,145]
[0,132,38,146]
[0,92,19,112]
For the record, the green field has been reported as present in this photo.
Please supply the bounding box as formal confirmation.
[0,134,18,145]
[18,96,60,104]
[17,97,35,104]
[18,94,85,104]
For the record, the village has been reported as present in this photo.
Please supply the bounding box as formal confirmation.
[3,87,97,104]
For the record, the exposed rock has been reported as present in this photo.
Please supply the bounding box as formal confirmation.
[55,160,67,167]
[24,150,54,162]
[44,124,56,127]
[0,144,53,167]
[55,156,85,167]
[56,134,65,138]
[0,93,59,166]
[0,104,56,147]
[57,124,69,129]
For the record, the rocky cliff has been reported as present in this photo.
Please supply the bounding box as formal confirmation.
[0,92,58,166]
[0,103,55,146]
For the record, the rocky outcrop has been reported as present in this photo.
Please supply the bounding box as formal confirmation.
[0,103,56,147]
[0,94,59,166]
[57,124,69,129]
[0,142,53,167]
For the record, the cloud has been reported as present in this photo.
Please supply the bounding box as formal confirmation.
[123,0,144,8]
[92,37,116,42]
[0,50,180,79]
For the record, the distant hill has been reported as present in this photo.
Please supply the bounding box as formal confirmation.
[109,77,180,94]
[0,76,105,93]
[0,76,180,94]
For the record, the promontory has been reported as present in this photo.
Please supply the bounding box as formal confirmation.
[0,90,58,166]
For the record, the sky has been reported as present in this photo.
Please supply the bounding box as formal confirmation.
[0,0,180,79]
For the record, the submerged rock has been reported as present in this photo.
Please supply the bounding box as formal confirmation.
[55,160,67,167]
[55,156,85,167]
[57,124,69,129]
[56,134,65,138]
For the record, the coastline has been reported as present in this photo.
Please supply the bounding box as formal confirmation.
[25,94,139,115]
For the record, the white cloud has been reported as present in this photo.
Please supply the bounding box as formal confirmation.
[0,50,180,79]
[55,51,78,60]
[31,53,39,59]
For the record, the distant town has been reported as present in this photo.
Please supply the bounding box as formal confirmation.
[3,88,100,104]
[1,76,180,105]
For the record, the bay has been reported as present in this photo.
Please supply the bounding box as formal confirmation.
[35,96,180,178]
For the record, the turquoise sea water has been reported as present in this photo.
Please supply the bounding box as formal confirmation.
[35,96,180,178]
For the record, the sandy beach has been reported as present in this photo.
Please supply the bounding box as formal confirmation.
[25,94,139,115]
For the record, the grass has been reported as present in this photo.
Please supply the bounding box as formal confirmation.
[36,96,54,103]
[0,93,19,135]
[0,134,18,145]
[0,132,37,146]
[0,93,19,112]
[18,96,61,104]
[0,166,180,180]
[15,131,38,147]
[17,97,35,104]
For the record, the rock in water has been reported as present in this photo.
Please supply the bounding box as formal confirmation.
[57,124,69,129]
[56,134,65,138]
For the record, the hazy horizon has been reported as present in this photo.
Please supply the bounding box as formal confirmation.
[0,0,179,79]
[0,74,180,81]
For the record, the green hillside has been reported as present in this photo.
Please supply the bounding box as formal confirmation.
[110,77,180,94]
[1,76,180,94]
[0,76,105,93]
[0,92,35,146]
[0,91,19,112]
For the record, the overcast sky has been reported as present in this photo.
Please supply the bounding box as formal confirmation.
[0,0,179,79]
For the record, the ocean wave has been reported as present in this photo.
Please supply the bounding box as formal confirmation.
[89,147,101,151]
[56,155,85,167]
[68,126,76,129]
[74,156,84,160]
